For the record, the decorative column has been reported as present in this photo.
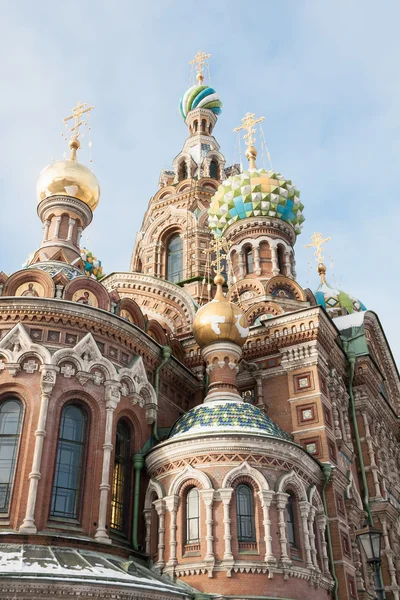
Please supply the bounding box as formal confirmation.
[259,490,276,565]
[144,508,152,555]
[94,381,121,543]
[200,489,215,573]
[238,251,245,280]
[219,488,234,569]
[362,411,382,499]
[284,251,292,278]
[254,244,261,276]
[275,492,291,565]
[66,218,76,241]
[77,226,83,247]
[19,365,58,533]
[299,501,313,569]
[308,506,319,570]
[381,517,399,596]
[270,246,279,276]
[42,219,50,243]
[165,495,179,571]
[317,514,330,575]
[53,216,62,239]
[153,498,166,572]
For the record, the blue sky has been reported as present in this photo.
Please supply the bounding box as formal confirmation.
[0,0,399,362]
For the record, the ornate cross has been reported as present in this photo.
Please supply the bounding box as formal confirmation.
[234,112,265,148]
[63,101,94,141]
[305,232,331,264]
[209,235,229,276]
[190,51,211,84]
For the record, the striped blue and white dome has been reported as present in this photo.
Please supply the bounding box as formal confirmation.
[179,85,222,120]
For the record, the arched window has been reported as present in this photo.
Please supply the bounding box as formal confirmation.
[186,487,200,544]
[277,245,286,274]
[178,161,188,181]
[236,484,255,541]
[50,404,86,519]
[111,420,131,533]
[201,119,206,132]
[210,159,219,179]
[166,234,183,283]
[0,398,22,513]
[286,493,297,547]
[193,120,198,132]
[245,247,254,274]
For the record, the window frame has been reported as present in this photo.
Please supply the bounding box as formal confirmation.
[166,233,183,283]
[110,419,132,535]
[286,493,297,549]
[0,397,23,515]
[185,487,200,545]
[244,247,254,274]
[236,483,256,543]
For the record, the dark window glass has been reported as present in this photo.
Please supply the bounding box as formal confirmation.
[286,494,296,547]
[245,248,254,274]
[110,421,130,533]
[166,234,183,283]
[210,160,219,179]
[0,399,22,512]
[50,404,85,519]
[179,161,188,181]
[186,488,200,543]
[236,484,255,541]
[194,120,198,132]
[201,119,206,132]
[277,245,285,274]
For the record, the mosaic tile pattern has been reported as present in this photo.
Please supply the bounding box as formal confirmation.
[179,85,222,120]
[208,168,304,236]
[25,261,83,281]
[315,281,366,317]
[169,400,293,441]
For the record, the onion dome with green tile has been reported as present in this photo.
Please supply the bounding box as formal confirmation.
[179,84,222,120]
[315,263,366,317]
[169,399,293,441]
[208,168,304,236]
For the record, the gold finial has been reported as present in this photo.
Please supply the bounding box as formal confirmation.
[234,112,265,169]
[305,232,331,282]
[63,101,94,160]
[190,51,211,85]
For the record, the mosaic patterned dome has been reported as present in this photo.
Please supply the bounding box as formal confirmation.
[80,247,104,280]
[314,265,366,317]
[179,84,222,120]
[169,399,293,440]
[208,168,304,236]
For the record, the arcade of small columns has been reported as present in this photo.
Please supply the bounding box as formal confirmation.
[228,236,296,283]
[143,464,332,582]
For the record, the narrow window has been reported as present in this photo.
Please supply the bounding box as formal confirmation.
[193,120,198,132]
[166,234,183,283]
[186,487,200,544]
[0,398,22,512]
[210,159,219,179]
[277,245,285,274]
[110,421,131,533]
[286,494,297,547]
[236,484,255,541]
[179,161,188,181]
[245,247,254,274]
[201,119,206,132]
[51,404,86,519]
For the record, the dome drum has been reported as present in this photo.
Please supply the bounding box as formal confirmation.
[37,195,93,229]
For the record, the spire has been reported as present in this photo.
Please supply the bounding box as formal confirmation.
[63,101,94,161]
[305,232,331,283]
[189,51,211,85]
[234,112,265,169]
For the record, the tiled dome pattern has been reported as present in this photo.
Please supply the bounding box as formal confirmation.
[208,168,304,236]
[169,400,293,441]
[315,281,366,317]
[179,85,222,120]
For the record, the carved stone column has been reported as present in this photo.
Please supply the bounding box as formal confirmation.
[284,251,292,278]
[259,490,276,565]
[94,381,121,543]
[362,411,381,499]
[144,508,152,555]
[270,246,279,276]
[254,244,261,276]
[77,226,83,246]
[153,498,166,572]
[42,219,50,243]
[308,506,319,570]
[381,518,399,593]
[276,492,291,565]
[219,488,234,568]
[53,216,62,239]
[299,501,313,569]
[19,365,58,533]
[165,495,179,570]
[317,514,330,575]
[238,251,245,280]
[200,489,215,574]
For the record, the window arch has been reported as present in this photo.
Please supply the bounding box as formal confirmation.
[236,484,255,542]
[166,234,183,283]
[193,120,198,132]
[178,161,188,181]
[286,493,297,548]
[186,487,200,544]
[50,404,86,520]
[210,159,219,179]
[0,398,22,513]
[277,245,286,274]
[110,420,131,533]
[245,247,254,274]
[201,119,206,132]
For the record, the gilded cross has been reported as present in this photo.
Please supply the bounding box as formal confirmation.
[305,232,331,264]
[234,112,265,148]
[190,51,211,84]
[63,101,94,141]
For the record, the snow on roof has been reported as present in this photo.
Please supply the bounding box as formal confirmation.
[333,311,365,331]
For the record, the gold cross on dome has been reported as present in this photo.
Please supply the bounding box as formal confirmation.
[63,101,94,141]
[190,51,211,84]
[305,232,331,264]
[234,112,265,148]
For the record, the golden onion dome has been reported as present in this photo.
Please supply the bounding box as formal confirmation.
[36,139,100,211]
[193,274,249,347]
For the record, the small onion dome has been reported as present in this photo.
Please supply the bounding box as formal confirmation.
[80,247,104,280]
[179,84,222,120]
[193,274,249,347]
[169,399,293,440]
[36,139,100,211]
[314,264,366,317]
[208,167,304,236]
